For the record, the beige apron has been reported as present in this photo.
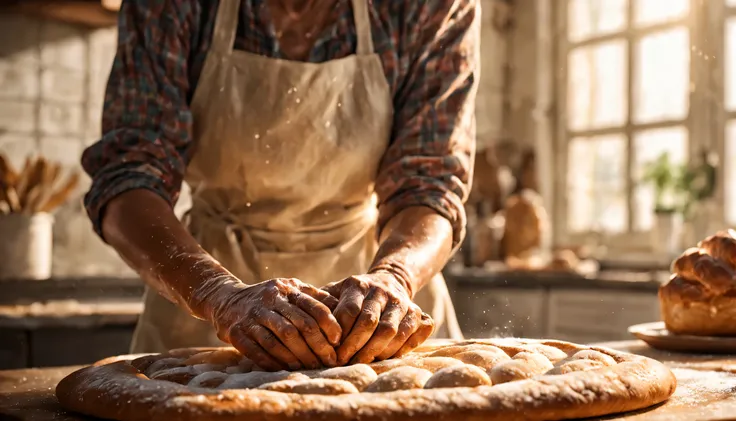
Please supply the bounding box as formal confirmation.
[130,0,463,354]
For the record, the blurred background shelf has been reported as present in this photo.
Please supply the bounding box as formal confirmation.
[0,0,119,28]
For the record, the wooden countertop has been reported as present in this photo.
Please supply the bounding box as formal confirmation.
[2,340,736,420]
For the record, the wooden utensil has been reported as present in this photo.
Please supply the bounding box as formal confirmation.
[0,153,80,214]
[0,181,21,213]
[19,158,47,212]
[30,162,62,213]
[38,172,80,213]
[13,157,33,204]
[0,154,19,187]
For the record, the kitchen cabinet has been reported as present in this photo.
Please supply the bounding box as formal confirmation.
[452,287,548,339]
[547,290,660,343]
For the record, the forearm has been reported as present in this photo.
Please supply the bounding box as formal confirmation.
[368,206,453,299]
[101,189,240,319]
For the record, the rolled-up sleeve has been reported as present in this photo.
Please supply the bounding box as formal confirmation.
[375,0,479,251]
[81,0,201,238]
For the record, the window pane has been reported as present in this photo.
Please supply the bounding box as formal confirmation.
[567,134,627,233]
[568,0,628,42]
[567,41,628,131]
[725,120,736,224]
[634,0,689,26]
[633,126,688,230]
[725,18,736,111]
[634,27,690,123]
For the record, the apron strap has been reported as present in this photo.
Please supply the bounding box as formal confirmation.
[211,0,241,54]
[351,0,375,55]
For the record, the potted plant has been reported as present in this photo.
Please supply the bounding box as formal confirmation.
[677,149,718,243]
[641,152,687,256]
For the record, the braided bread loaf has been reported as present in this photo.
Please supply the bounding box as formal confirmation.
[661,229,736,335]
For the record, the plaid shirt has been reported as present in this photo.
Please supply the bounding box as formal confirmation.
[82,0,478,249]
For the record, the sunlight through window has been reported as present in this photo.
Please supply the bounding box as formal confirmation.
[634,27,690,123]
[567,135,627,233]
[634,0,689,26]
[567,41,628,131]
[567,0,627,42]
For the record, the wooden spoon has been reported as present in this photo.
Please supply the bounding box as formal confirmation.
[30,163,62,213]
[14,156,34,203]
[38,172,80,213]
[20,158,47,212]
[0,154,19,187]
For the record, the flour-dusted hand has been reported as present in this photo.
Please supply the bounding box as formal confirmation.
[207,278,342,371]
[323,272,435,365]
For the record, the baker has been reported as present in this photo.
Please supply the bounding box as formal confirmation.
[81,0,478,371]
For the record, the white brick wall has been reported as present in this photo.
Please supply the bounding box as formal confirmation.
[476,0,509,149]
[0,12,131,277]
[507,0,539,150]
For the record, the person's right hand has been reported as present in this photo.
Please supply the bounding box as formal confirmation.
[207,278,343,371]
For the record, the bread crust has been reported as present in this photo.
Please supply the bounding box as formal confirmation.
[55,339,676,421]
[662,230,736,336]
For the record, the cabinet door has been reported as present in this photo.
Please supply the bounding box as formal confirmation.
[452,287,547,338]
[547,290,659,343]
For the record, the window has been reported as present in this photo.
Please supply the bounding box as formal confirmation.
[724,4,736,225]
[557,0,692,249]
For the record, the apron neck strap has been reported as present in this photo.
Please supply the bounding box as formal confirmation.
[351,0,375,55]
[211,0,241,54]
[211,0,374,56]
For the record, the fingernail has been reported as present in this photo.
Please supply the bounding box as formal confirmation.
[326,354,337,367]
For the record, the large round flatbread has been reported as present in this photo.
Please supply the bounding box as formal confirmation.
[55,338,676,421]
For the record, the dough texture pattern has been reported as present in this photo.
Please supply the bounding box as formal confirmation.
[56,338,676,421]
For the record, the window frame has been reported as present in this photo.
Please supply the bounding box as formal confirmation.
[715,1,736,227]
[551,0,708,255]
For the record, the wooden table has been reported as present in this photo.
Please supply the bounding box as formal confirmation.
[2,340,736,420]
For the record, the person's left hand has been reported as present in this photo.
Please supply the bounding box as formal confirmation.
[322,271,434,365]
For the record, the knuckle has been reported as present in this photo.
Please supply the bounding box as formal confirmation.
[263,283,280,296]
[358,311,379,327]
[301,320,320,336]
[260,332,279,348]
[376,320,398,337]
[348,276,368,290]
[284,277,301,287]
[291,292,306,306]
[394,327,411,341]
[343,302,362,318]
[401,311,419,328]
[283,325,300,341]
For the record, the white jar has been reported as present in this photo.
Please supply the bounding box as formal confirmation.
[0,213,54,280]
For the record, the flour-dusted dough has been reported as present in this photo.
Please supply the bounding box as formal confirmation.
[364,367,433,392]
[424,365,491,388]
[55,338,677,421]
